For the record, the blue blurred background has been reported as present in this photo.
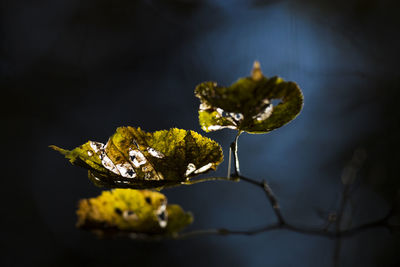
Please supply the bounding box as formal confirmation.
[2,0,400,266]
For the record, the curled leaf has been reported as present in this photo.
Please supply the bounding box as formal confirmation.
[195,61,304,134]
[77,189,193,238]
[50,127,223,189]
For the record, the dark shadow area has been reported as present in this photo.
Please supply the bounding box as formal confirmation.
[2,0,400,266]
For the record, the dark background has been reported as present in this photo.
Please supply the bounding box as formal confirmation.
[2,0,400,266]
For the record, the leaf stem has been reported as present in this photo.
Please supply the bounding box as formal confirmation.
[182,176,239,185]
[230,132,242,176]
[227,146,232,179]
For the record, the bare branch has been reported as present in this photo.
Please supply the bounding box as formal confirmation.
[175,211,391,240]
[238,175,285,225]
[178,134,391,250]
[230,132,285,224]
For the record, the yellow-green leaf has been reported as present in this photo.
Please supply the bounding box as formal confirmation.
[195,61,304,134]
[50,127,223,189]
[76,189,193,238]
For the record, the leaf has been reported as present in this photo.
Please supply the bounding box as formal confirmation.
[76,189,193,238]
[50,127,223,189]
[195,61,304,134]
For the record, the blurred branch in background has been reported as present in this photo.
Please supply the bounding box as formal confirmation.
[174,138,397,267]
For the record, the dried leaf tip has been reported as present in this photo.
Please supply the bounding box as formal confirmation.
[251,61,263,81]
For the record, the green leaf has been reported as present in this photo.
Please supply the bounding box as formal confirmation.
[50,127,223,189]
[195,61,304,134]
[76,189,193,238]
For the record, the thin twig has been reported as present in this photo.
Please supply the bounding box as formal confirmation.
[230,132,285,225]
[333,148,367,266]
[238,175,285,225]
[176,134,390,248]
[181,176,239,185]
[262,179,285,225]
[333,183,350,267]
[333,238,342,267]
[175,211,391,240]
